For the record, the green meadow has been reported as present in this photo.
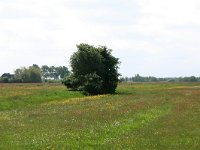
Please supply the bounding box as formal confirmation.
[0,83,200,149]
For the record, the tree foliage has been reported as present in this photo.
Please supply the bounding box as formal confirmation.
[63,43,120,95]
[0,64,69,83]
[41,65,69,80]
[14,64,42,83]
[120,74,200,83]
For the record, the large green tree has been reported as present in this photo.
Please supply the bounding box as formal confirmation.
[63,43,120,95]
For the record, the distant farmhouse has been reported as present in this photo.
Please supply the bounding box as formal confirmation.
[1,73,14,79]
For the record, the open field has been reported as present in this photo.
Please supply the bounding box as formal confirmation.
[0,83,200,149]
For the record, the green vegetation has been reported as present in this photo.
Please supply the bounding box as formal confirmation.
[15,64,42,83]
[0,83,200,149]
[63,43,120,95]
[0,83,83,111]
[0,65,70,83]
[41,65,69,80]
[121,74,200,82]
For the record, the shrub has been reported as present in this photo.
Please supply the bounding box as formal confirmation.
[63,43,120,95]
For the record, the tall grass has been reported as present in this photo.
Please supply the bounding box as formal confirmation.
[0,83,200,149]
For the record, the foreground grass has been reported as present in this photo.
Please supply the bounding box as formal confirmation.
[0,83,200,149]
[0,83,84,111]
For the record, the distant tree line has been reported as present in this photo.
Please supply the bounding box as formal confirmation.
[0,64,69,83]
[41,65,69,81]
[120,74,200,83]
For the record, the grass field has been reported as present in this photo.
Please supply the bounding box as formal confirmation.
[0,83,200,149]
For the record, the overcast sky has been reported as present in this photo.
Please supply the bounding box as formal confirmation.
[0,0,200,77]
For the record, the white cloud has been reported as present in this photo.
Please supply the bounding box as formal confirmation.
[0,0,200,77]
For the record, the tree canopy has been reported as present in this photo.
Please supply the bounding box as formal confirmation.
[0,64,69,83]
[63,43,120,95]
[41,65,69,80]
[14,64,42,83]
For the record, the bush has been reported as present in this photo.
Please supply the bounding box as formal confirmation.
[2,77,9,83]
[81,73,103,95]
[63,75,82,91]
[63,44,120,95]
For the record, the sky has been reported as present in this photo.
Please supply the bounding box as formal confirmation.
[0,0,200,77]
